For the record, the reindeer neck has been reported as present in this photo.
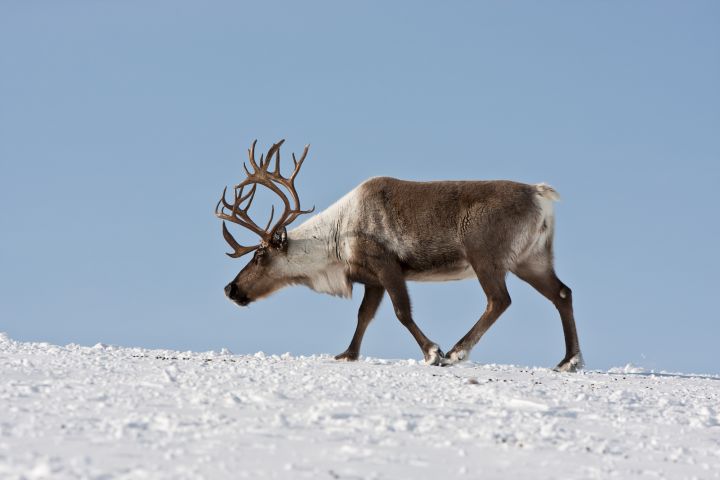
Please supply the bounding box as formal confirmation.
[283,194,353,298]
[288,207,344,263]
[288,187,357,262]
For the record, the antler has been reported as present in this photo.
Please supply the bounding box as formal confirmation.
[215,139,314,258]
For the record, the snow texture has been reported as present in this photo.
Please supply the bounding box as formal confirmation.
[1,332,719,479]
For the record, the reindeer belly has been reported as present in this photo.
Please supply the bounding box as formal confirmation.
[405,262,476,282]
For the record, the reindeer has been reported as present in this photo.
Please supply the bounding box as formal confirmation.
[216,140,583,371]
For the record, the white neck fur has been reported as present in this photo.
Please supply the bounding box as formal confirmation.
[281,190,357,298]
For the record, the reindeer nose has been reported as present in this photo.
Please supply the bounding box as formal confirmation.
[225,283,251,306]
[224,283,237,298]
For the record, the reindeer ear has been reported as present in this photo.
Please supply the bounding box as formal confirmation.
[272,227,288,251]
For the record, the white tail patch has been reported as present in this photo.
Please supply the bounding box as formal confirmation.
[535,183,560,202]
[514,183,559,267]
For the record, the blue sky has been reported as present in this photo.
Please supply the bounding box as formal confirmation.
[1,1,718,373]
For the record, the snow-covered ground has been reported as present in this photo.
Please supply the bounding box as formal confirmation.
[1,332,718,480]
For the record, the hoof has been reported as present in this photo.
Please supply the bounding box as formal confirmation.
[554,352,585,372]
[424,345,445,366]
[334,350,359,362]
[441,348,468,367]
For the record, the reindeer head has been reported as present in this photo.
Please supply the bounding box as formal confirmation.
[215,139,314,306]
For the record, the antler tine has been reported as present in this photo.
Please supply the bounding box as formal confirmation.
[282,205,316,228]
[289,144,310,183]
[263,205,275,232]
[215,183,270,239]
[231,187,239,214]
[216,186,232,213]
[217,185,256,218]
[247,139,260,172]
[221,221,260,258]
[240,184,257,214]
[272,143,282,176]
[235,183,256,204]
[264,139,285,173]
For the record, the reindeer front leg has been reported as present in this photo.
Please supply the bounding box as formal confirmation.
[335,285,384,361]
[376,264,445,365]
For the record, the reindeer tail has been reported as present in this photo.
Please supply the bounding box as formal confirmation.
[535,183,561,202]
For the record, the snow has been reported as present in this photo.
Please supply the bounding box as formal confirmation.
[1,332,719,479]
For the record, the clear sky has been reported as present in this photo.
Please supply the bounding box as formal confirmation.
[2,1,718,374]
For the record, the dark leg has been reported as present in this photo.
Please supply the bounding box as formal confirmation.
[445,263,511,365]
[335,285,385,361]
[377,264,443,365]
[513,265,583,371]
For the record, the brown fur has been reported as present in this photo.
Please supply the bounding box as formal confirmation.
[223,176,582,371]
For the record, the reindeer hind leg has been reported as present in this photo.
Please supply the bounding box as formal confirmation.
[513,260,583,372]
